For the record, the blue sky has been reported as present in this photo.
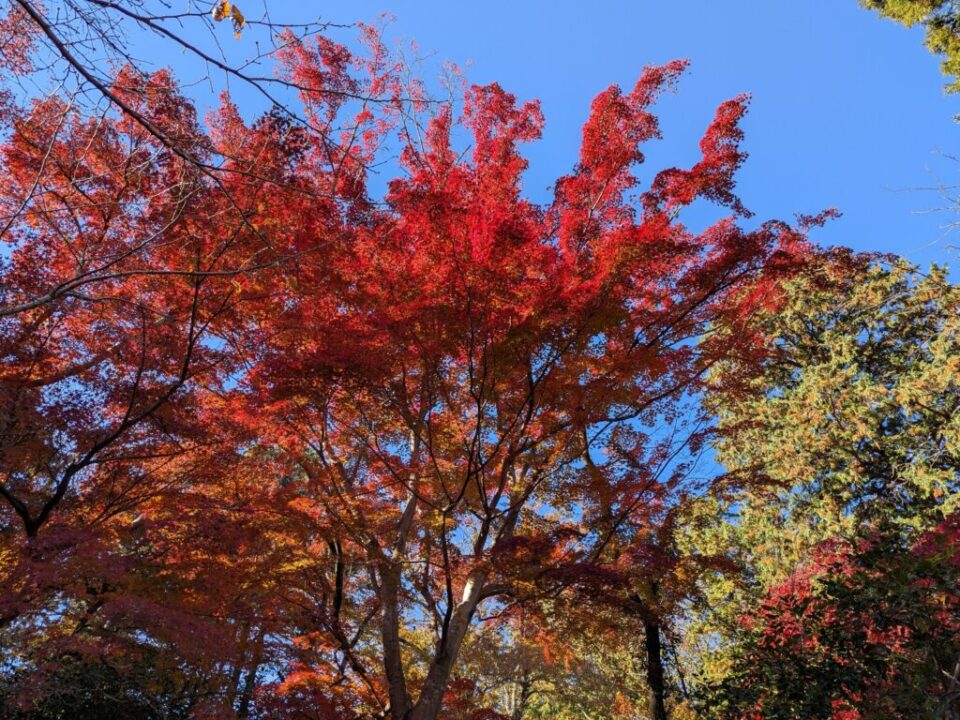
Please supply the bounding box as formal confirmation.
[165,0,960,268]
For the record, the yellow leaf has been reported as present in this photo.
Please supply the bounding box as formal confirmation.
[212,0,244,38]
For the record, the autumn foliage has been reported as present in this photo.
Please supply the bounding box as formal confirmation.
[700,517,960,718]
[1,5,958,720]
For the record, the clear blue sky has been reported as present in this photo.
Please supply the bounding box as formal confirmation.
[177,0,960,267]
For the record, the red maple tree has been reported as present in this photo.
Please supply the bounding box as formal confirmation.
[0,19,813,720]
[229,45,808,718]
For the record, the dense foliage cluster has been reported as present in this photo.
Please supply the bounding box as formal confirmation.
[685,256,960,718]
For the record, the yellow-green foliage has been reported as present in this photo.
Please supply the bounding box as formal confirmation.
[456,618,649,720]
[682,254,960,689]
[714,258,959,540]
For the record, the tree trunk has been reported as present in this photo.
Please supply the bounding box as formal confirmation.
[226,622,251,712]
[380,563,412,719]
[509,670,533,720]
[644,616,668,720]
[237,630,264,719]
[407,569,487,720]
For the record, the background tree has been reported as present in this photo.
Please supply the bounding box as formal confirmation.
[457,614,649,720]
[699,515,960,719]
[683,252,960,717]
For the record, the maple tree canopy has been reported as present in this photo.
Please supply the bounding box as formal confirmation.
[12,7,947,720]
